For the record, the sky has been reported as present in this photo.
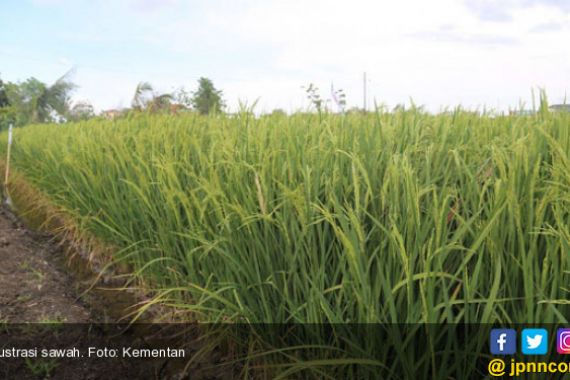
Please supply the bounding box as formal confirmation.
[1,0,569,113]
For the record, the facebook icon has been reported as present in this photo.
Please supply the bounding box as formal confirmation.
[490,329,517,355]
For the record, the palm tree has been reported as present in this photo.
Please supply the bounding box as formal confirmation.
[131,82,154,110]
[37,69,76,122]
[131,82,175,113]
[5,69,76,125]
[147,93,173,113]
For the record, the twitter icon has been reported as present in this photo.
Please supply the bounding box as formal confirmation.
[522,328,548,355]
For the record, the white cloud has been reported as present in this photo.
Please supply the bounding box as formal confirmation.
[45,0,568,112]
[189,0,566,111]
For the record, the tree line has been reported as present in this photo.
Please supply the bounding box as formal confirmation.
[0,72,225,130]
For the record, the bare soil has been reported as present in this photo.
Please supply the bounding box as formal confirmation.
[0,206,92,323]
[0,206,202,379]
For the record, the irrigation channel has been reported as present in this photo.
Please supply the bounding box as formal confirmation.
[0,204,142,323]
[0,205,223,379]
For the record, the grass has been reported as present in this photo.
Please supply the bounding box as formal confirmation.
[0,104,569,377]
[25,357,59,378]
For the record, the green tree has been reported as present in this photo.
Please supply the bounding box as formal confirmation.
[0,77,9,107]
[173,87,192,108]
[191,77,224,115]
[131,81,154,110]
[147,93,174,113]
[270,108,287,117]
[68,101,95,121]
[4,71,76,126]
[131,82,174,113]
[0,77,16,130]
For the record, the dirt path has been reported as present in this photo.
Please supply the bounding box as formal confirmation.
[0,206,93,323]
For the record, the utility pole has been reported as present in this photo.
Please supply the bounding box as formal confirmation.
[363,72,367,112]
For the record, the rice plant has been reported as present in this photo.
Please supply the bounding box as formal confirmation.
[0,106,568,378]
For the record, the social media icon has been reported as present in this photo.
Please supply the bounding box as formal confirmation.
[557,328,570,354]
[490,329,516,355]
[521,329,548,355]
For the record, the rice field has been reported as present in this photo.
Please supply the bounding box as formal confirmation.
[1,105,568,327]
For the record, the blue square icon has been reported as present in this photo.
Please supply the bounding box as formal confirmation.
[522,328,548,355]
[490,329,516,355]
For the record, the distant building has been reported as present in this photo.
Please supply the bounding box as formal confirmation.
[101,109,123,119]
[169,104,190,114]
[549,104,570,112]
